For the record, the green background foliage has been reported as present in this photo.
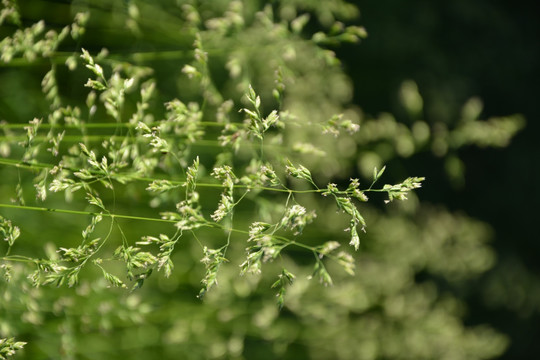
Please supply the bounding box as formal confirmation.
[0,0,537,359]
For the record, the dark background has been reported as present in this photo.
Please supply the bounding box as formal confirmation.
[342,0,540,358]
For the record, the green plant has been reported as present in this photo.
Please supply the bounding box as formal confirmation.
[0,1,523,359]
[0,338,26,360]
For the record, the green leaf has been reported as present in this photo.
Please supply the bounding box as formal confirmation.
[373,165,386,183]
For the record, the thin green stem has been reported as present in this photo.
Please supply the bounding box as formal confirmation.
[190,230,204,250]
[0,121,225,130]
[0,203,175,224]
[76,214,116,272]
[0,255,37,263]
[0,135,283,153]
[0,157,328,194]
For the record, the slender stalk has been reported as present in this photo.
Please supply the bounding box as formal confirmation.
[0,157,390,195]
[0,158,330,193]
[0,121,225,130]
[0,203,175,224]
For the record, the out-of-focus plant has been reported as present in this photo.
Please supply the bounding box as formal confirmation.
[0,0,523,359]
[355,80,524,187]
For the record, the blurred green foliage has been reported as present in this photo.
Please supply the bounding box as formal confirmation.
[0,0,529,359]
